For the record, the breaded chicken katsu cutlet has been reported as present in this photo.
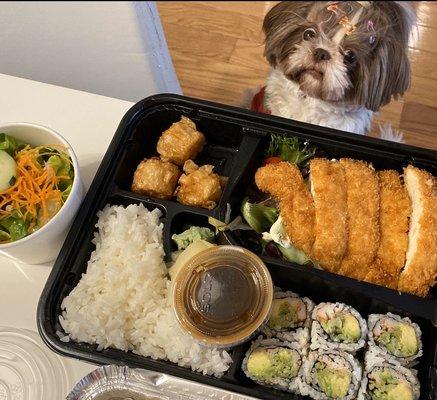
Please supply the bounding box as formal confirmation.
[398,166,437,297]
[309,159,348,272]
[337,159,380,281]
[255,158,437,297]
[365,170,410,289]
[255,161,315,256]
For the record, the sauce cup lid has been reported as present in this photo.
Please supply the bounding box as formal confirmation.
[172,245,273,347]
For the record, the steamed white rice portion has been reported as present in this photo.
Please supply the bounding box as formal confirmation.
[59,204,232,377]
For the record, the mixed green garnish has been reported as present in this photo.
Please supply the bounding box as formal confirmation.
[264,133,316,167]
[172,226,215,250]
[0,133,74,243]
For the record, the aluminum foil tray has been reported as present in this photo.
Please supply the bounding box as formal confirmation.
[67,365,257,400]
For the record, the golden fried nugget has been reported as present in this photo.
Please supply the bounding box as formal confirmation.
[175,160,224,209]
[365,170,410,289]
[131,157,180,199]
[310,159,348,272]
[255,162,315,256]
[398,166,437,297]
[337,159,380,281]
[157,116,205,166]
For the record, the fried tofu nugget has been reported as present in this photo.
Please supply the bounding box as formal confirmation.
[398,166,437,297]
[310,159,348,272]
[157,116,205,166]
[364,170,410,288]
[175,160,224,210]
[255,161,315,256]
[131,157,181,199]
[337,159,380,280]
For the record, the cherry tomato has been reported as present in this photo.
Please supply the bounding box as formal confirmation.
[263,156,282,165]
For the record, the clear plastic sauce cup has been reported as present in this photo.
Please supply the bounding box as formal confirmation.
[172,245,273,348]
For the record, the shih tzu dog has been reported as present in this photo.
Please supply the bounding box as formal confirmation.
[251,1,416,140]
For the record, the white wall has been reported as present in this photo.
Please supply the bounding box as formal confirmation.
[0,1,181,101]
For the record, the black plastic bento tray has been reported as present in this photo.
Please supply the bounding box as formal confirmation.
[37,94,437,400]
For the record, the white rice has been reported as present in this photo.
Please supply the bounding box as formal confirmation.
[59,204,232,377]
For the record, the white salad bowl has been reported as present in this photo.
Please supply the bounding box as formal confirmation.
[0,123,84,264]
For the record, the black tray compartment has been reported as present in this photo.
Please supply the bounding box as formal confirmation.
[37,94,437,400]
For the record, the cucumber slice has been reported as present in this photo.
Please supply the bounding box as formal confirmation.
[0,150,17,191]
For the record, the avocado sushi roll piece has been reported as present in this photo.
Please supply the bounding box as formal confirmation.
[242,337,304,394]
[368,313,422,366]
[358,354,420,400]
[311,302,367,353]
[301,350,362,400]
[262,289,314,346]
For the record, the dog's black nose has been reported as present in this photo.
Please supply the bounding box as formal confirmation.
[313,48,331,62]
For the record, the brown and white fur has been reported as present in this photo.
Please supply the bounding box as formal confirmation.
[260,1,415,140]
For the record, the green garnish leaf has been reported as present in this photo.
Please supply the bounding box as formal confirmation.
[241,197,278,233]
[62,184,72,202]
[0,211,21,230]
[8,176,16,186]
[277,244,311,265]
[265,133,316,167]
[9,218,28,241]
[0,133,25,156]
[46,155,63,174]
[45,152,74,191]
[172,226,215,250]
[0,227,10,242]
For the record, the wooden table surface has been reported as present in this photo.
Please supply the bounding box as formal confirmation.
[158,1,437,150]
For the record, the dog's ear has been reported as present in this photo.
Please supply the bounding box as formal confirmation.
[263,1,314,67]
[355,1,415,112]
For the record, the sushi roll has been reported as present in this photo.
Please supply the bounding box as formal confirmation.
[242,337,305,394]
[301,349,362,400]
[368,313,422,366]
[262,289,314,346]
[310,302,367,353]
[358,354,420,400]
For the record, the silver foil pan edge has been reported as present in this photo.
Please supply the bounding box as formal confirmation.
[67,365,258,400]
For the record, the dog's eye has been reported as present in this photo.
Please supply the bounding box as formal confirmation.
[303,28,317,40]
[344,50,357,65]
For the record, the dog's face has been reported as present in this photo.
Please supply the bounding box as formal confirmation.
[263,1,415,111]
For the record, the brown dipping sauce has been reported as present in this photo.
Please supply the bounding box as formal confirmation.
[173,246,273,347]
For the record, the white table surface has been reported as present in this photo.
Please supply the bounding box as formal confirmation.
[0,73,134,395]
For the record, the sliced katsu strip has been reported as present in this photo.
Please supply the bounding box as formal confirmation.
[255,162,315,256]
[310,159,348,272]
[398,166,437,297]
[365,170,410,288]
[337,159,380,281]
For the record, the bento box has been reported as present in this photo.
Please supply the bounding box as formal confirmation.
[37,94,437,400]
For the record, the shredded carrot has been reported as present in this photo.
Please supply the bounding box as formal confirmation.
[0,146,72,227]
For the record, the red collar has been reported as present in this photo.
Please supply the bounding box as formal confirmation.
[250,86,271,114]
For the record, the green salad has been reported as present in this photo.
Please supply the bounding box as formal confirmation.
[0,133,73,243]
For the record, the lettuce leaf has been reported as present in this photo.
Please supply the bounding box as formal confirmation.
[0,133,25,157]
[9,219,28,241]
[62,184,72,202]
[241,198,278,233]
[0,227,10,242]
